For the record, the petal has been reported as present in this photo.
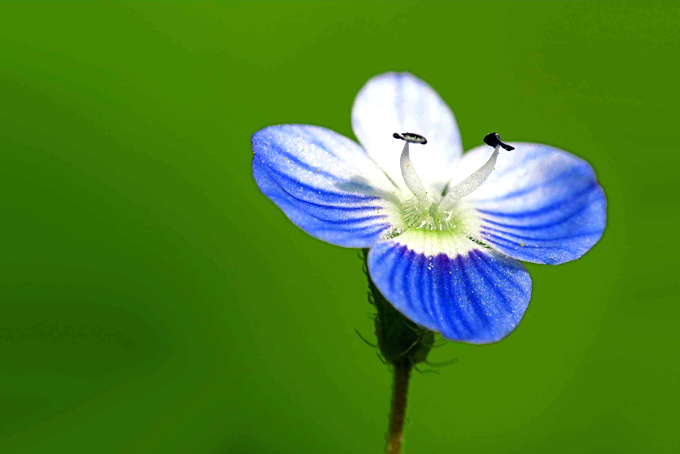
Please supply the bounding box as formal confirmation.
[368,230,532,344]
[252,125,404,248]
[451,143,607,265]
[351,72,462,194]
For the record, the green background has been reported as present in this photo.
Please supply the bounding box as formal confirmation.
[1,1,678,453]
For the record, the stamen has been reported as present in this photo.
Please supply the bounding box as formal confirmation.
[439,132,514,211]
[439,146,500,211]
[395,133,430,203]
[393,132,428,145]
[483,132,514,151]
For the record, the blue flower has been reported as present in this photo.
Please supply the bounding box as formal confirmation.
[252,72,606,344]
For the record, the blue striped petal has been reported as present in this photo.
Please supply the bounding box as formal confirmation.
[451,143,606,265]
[368,230,532,344]
[352,72,463,195]
[252,125,403,248]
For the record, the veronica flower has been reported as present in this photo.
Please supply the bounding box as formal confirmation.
[252,72,606,344]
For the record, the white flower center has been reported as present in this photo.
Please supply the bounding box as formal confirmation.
[394,133,501,232]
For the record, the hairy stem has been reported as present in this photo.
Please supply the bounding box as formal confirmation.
[386,360,412,454]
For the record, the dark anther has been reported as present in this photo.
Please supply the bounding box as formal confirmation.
[483,132,514,151]
[393,132,427,145]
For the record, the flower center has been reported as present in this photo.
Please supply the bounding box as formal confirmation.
[393,131,509,232]
[400,198,460,231]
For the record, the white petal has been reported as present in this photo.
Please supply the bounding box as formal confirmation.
[352,72,462,195]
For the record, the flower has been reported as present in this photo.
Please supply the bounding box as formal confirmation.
[252,72,606,344]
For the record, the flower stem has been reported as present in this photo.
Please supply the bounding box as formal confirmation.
[361,249,432,454]
[386,359,412,454]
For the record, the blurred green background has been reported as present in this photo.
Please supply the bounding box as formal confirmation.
[0,1,678,453]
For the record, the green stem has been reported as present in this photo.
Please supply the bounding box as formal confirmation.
[386,360,412,454]
[361,249,432,454]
